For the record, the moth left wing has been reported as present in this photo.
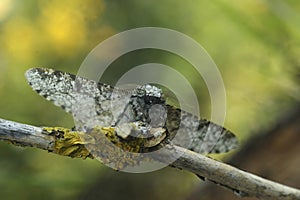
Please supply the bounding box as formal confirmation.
[25,68,132,129]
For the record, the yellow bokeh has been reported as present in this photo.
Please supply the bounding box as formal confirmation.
[0,0,13,21]
[2,17,39,62]
[38,1,86,56]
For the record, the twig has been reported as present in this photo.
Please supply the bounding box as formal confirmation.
[0,118,299,200]
[171,146,300,200]
[0,118,55,150]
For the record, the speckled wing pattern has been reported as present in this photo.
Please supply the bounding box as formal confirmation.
[165,105,238,153]
[25,68,238,154]
[25,68,133,131]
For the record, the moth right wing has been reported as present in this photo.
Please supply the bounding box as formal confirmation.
[166,105,239,154]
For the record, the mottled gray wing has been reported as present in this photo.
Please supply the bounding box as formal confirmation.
[166,105,238,154]
[25,68,132,130]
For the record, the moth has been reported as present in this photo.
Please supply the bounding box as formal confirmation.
[25,68,238,156]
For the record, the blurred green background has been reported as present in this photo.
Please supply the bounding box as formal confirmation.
[0,0,299,199]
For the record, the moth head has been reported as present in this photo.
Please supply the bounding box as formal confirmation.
[130,84,167,127]
[132,84,165,106]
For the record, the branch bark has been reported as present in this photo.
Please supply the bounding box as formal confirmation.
[0,118,299,200]
[0,118,55,150]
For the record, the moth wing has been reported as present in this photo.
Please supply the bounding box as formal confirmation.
[166,105,238,154]
[25,68,131,129]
